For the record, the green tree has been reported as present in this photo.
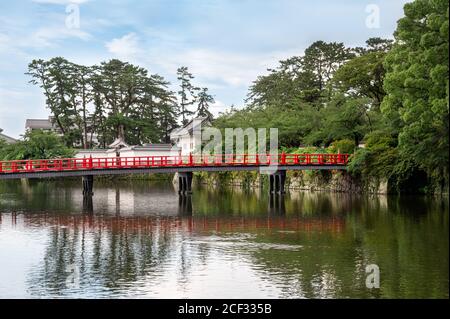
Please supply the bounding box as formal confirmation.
[381,0,449,186]
[329,139,356,154]
[28,58,179,148]
[301,41,355,101]
[177,66,199,125]
[0,130,74,160]
[247,41,354,109]
[89,59,177,145]
[354,37,394,55]
[333,50,388,109]
[159,97,179,143]
[74,65,94,149]
[94,59,147,142]
[27,58,82,147]
[306,96,371,146]
[196,87,214,119]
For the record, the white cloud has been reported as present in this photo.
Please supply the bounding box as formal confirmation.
[0,87,48,138]
[105,33,142,60]
[32,0,89,4]
[103,30,303,105]
[175,49,268,87]
[211,100,228,116]
[148,47,302,89]
[1,26,91,52]
[0,33,10,51]
[29,27,92,48]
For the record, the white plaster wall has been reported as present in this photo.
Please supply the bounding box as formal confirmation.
[75,151,108,159]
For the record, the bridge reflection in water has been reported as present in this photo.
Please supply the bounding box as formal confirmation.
[1,179,447,299]
[13,191,344,235]
[0,183,346,298]
[14,212,344,235]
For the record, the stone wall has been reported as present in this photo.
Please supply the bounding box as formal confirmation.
[195,170,390,194]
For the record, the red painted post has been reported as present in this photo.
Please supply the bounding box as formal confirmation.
[215,154,220,165]
[189,153,193,166]
[89,156,93,169]
[256,154,259,165]
[0,162,2,173]
[281,152,286,165]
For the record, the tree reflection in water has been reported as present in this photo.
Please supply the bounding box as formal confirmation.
[0,180,447,298]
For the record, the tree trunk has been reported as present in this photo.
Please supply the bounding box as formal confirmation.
[118,124,125,140]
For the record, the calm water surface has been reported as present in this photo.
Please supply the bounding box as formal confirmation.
[0,179,448,299]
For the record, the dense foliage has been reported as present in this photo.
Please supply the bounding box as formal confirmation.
[214,0,448,193]
[0,130,74,160]
[3,0,446,194]
[27,60,213,148]
[381,0,449,191]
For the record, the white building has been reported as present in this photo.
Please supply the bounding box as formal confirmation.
[25,117,99,147]
[25,118,60,133]
[75,138,181,159]
[0,129,17,144]
[170,117,211,155]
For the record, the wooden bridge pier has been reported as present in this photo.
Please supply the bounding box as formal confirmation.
[178,172,193,195]
[269,170,286,194]
[82,175,94,197]
[178,194,193,216]
[269,193,286,215]
[82,193,94,214]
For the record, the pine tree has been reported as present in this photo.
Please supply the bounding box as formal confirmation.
[196,88,214,120]
[177,66,199,125]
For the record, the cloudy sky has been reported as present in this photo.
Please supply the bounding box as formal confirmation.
[0,0,410,138]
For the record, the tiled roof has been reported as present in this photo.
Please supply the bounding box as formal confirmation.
[132,144,180,150]
[25,119,55,130]
[170,117,210,138]
[0,132,18,144]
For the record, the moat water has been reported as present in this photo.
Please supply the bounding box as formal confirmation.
[0,179,448,298]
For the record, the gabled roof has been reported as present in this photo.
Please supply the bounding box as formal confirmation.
[109,138,129,149]
[25,119,55,130]
[131,144,181,151]
[170,117,210,138]
[0,131,17,144]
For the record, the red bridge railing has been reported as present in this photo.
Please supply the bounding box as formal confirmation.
[0,153,349,174]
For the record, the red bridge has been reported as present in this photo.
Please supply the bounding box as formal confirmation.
[0,153,349,194]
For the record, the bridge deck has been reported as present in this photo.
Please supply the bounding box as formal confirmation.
[0,154,349,180]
